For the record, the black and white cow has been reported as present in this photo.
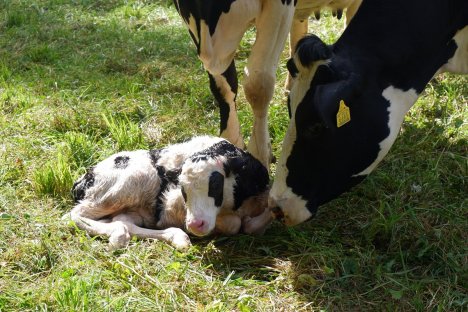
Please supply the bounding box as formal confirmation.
[172,0,362,167]
[65,136,270,249]
[270,0,468,225]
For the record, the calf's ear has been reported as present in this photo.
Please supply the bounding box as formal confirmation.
[312,75,362,130]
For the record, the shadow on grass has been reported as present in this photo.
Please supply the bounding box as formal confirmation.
[192,112,467,308]
[2,1,465,309]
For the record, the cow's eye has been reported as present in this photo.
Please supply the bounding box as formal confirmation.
[303,122,326,139]
[181,186,187,202]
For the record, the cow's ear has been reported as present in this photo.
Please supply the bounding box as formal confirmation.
[295,35,332,67]
[312,75,362,129]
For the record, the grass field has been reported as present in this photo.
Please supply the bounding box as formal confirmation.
[0,0,467,310]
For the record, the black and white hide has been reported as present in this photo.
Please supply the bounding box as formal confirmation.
[172,0,362,167]
[66,136,270,250]
[270,0,468,225]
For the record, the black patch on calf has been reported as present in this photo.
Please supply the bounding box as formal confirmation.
[114,156,130,169]
[71,167,95,203]
[149,148,162,168]
[225,152,269,210]
[154,165,181,222]
[165,168,181,185]
[150,147,180,222]
[190,140,269,209]
[190,140,242,162]
[208,171,224,206]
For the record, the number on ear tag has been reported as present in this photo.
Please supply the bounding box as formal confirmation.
[336,100,351,127]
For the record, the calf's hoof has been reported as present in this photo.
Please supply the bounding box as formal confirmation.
[109,227,131,250]
[242,216,266,235]
[165,228,192,250]
[242,208,274,235]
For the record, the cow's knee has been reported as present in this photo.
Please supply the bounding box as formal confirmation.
[243,70,275,116]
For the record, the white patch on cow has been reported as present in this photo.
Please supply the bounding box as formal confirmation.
[269,185,312,226]
[270,59,326,226]
[188,15,199,44]
[197,0,260,75]
[289,58,328,114]
[270,112,298,223]
[438,26,468,74]
[354,86,419,176]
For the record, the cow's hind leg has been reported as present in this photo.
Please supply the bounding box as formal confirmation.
[243,0,295,167]
[209,60,244,148]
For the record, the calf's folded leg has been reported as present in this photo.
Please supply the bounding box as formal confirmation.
[112,213,191,250]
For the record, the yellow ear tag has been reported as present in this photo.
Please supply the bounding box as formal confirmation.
[336,100,351,128]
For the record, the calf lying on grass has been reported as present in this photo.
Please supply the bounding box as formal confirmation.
[65,136,271,250]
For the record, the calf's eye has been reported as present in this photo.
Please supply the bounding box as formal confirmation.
[208,172,224,207]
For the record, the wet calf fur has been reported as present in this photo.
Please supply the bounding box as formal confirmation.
[66,136,270,249]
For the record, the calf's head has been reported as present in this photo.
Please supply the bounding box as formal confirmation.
[271,35,420,226]
[179,140,269,236]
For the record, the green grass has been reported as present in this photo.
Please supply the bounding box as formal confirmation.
[0,0,467,310]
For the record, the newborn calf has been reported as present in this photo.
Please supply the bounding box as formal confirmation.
[66,136,271,249]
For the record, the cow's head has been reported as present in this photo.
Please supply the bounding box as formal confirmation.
[179,140,269,236]
[270,35,419,226]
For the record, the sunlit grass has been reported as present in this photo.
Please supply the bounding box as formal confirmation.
[0,0,466,310]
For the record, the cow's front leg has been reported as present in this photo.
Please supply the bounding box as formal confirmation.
[208,60,244,149]
[243,0,295,167]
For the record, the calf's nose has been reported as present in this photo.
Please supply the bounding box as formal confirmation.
[187,219,205,234]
